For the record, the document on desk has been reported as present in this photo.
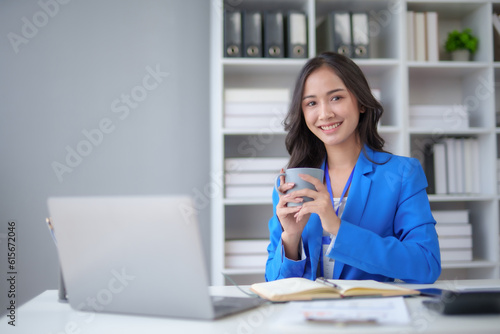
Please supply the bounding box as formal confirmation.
[280,297,410,325]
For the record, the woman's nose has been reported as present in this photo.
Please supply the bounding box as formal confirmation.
[319,101,335,119]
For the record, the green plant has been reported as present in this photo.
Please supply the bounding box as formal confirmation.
[445,28,478,53]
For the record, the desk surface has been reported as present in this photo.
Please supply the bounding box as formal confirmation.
[2,279,500,334]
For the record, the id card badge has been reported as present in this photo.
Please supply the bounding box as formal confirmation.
[322,235,336,279]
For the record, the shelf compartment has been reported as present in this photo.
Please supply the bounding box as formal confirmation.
[407,1,491,62]
[411,133,496,196]
[408,66,494,128]
[316,0,402,59]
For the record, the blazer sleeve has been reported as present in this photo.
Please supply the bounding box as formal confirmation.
[265,188,307,281]
[329,158,441,283]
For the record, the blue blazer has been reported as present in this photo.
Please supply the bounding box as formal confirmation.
[265,146,441,284]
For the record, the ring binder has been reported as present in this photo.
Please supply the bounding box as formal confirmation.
[316,11,352,57]
[264,11,285,58]
[224,10,242,57]
[286,11,308,58]
[243,11,263,58]
[351,12,370,58]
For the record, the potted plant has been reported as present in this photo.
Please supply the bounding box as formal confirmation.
[445,28,479,61]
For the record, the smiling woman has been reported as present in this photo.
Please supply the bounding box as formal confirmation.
[265,52,441,284]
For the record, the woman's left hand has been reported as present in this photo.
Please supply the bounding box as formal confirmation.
[290,173,341,235]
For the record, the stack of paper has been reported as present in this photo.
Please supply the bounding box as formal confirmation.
[409,105,469,130]
[224,157,288,198]
[433,210,473,262]
[224,88,289,131]
[225,239,268,269]
[407,11,439,61]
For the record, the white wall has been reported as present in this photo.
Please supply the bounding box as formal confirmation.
[0,0,210,310]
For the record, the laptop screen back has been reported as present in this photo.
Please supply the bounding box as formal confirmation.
[47,196,215,319]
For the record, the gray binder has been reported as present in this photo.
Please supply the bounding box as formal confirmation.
[243,11,263,57]
[316,11,352,57]
[264,11,284,58]
[224,10,242,57]
[351,12,370,58]
[286,11,308,58]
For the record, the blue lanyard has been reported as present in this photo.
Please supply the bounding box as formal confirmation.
[324,161,355,216]
[321,160,355,246]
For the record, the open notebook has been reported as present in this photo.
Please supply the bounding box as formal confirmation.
[251,277,420,302]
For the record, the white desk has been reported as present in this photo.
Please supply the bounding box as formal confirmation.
[2,280,500,334]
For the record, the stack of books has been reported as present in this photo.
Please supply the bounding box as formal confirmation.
[409,104,469,130]
[422,137,480,195]
[433,210,473,262]
[225,239,269,269]
[224,157,288,198]
[406,11,439,62]
[224,88,289,131]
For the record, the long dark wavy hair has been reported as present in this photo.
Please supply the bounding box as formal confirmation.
[284,52,388,168]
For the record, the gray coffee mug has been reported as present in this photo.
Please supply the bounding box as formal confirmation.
[274,168,324,207]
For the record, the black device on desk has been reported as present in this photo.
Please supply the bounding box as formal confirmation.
[423,290,500,315]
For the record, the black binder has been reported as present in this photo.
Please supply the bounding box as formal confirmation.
[243,11,263,58]
[264,11,285,58]
[351,12,370,58]
[316,11,352,57]
[286,11,307,58]
[224,10,242,57]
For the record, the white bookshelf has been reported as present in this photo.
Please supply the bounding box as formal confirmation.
[210,0,500,285]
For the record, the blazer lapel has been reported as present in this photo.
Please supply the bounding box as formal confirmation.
[333,146,374,278]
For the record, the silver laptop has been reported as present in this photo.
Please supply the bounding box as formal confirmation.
[47,196,266,320]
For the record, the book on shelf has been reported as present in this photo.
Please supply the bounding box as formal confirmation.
[224,115,284,131]
[407,11,415,61]
[439,237,472,249]
[409,105,469,130]
[224,101,289,117]
[425,12,439,62]
[435,224,472,237]
[225,254,268,268]
[225,171,276,186]
[444,138,457,194]
[224,157,288,172]
[492,13,500,61]
[440,249,473,262]
[225,239,269,254]
[250,277,420,302]
[432,210,469,224]
[432,142,447,195]
[225,185,272,198]
[407,11,438,61]
[414,12,426,61]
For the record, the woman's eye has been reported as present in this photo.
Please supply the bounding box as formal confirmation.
[331,96,341,102]
[306,101,316,107]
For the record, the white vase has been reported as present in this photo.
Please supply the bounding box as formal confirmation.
[451,50,470,61]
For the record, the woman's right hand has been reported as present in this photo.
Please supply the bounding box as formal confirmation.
[276,169,311,260]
